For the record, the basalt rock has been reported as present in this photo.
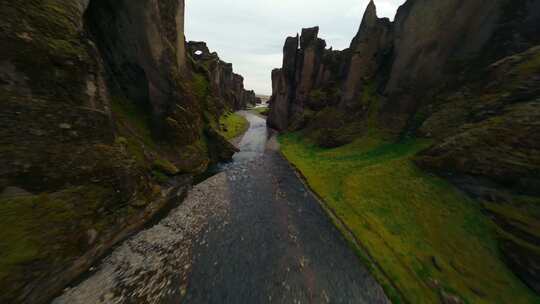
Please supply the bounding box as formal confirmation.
[0,0,249,303]
[342,0,392,108]
[267,28,349,132]
[268,0,540,293]
[187,41,258,112]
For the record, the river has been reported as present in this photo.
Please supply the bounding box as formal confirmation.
[53,111,389,304]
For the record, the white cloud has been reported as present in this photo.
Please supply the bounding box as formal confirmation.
[186,0,405,94]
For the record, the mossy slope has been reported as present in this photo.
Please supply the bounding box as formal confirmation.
[219,112,249,140]
[280,133,540,304]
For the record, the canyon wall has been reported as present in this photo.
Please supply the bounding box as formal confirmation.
[0,0,250,303]
[268,0,540,293]
[187,41,258,112]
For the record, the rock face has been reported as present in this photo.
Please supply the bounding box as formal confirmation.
[267,28,349,132]
[187,41,257,112]
[342,0,392,108]
[0,0,250,303]
[268,0,540,293]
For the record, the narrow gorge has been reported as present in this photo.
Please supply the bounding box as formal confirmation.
[1,0,539,303]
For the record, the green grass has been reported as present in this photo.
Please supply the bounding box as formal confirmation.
[254,107,270,116]
[219,112,249,140]
[279,133,539,304]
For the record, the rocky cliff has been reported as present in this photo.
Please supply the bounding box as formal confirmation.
[187,41,258,112]
[269,0,540,294]
[0,0,249,303]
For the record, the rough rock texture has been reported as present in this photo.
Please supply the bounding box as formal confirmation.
[414,46,540,293]
[0,0,248,303]
[342,0,392,108]
[267,28,349,132]
[268,0,540,293]
[52,173,232,304]
[187,41,258,112]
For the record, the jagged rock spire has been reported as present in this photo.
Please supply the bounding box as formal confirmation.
[300,26,320,49]
[350,0,380,48]
[361,0,378,28]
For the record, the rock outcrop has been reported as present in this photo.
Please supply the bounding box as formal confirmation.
[268,0,540,293]
[267,28,349,132]
[0,0,250,303]
[187,41,258,111]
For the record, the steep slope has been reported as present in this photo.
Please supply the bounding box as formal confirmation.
[269,0,540,299]
[0,0,250,303]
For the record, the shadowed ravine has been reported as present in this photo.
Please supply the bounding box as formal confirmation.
[53,111,389,304]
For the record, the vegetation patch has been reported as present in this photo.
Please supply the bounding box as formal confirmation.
[0,185,118,300]
[219,112,249,140]
[111,96,156,149]
[192,73,210,102]
[254,107,270,116]
[279,133,539,304]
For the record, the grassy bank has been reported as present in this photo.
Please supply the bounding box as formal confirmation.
[253,107,269,116]
[219,112,249,140]
[279,132,539,304]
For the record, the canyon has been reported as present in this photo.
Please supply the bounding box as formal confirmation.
[269,0,540,302]
[0,0,539,303]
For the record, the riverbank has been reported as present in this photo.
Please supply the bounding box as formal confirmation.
[279,133,539,304]
[219,112,249,140]
[53,111,390,303]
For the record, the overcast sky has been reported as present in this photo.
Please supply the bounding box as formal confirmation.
[185,0,406,95]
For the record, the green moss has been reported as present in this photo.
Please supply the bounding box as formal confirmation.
[111,96,156,149]
[192,73,210,102]
[0,185,116,299]
[151,170,169,184]
[152,158,179,175]
[2,0,92,102]
[307,89,328,109]
[483,196,540,254]
[359,82,381,129]
[111,97,186,179]
[279,133,539,304]
[515,50,540,78]
[310,89,327,101]
[219,112,249,140]
[254,107,270,116]
[176,138,211,174]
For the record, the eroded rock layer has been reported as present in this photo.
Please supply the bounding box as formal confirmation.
[187,41,258,111]
[268,0,540,293]
[0,0,249,303]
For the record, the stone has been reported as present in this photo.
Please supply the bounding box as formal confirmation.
[131,200,149,208]
[86,229,98,245]
[440,290,463,304]
[0,186,32,199]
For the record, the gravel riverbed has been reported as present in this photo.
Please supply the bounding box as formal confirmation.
[53,111,389,304]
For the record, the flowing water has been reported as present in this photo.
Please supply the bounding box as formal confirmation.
[54,111,389,304]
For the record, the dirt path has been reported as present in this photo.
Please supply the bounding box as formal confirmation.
[53,112,389,304]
